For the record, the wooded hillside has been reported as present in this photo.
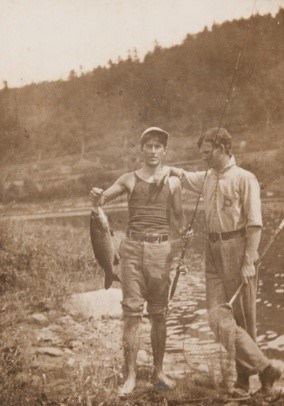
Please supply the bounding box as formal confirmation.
[0,10,283,201]
[1,11,283,161]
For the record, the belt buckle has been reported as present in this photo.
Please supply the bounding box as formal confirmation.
[145,233,160,243]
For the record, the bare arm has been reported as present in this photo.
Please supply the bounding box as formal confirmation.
[155,166,205,194]
[89,173,132,206]
[155,166,183,186]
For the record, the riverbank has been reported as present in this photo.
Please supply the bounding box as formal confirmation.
[0,203,283,405]
[1,194,283,222]
[1,285,283,405]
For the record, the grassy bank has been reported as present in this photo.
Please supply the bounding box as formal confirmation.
[1,144,283,205]
[0,219,218,405]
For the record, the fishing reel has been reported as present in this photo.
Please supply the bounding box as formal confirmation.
[182,227,194,241]
[177,258,189,275]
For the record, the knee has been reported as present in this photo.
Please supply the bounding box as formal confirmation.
[121,298,144,317]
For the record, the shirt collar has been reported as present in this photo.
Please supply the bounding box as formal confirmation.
[213,155,236,175]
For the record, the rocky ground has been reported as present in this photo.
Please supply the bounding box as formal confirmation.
[1,286,284,406]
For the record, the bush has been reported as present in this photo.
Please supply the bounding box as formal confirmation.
[0,220,98,301]
[241,149,284,196]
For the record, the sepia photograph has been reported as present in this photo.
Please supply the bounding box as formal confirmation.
[0,0,283,404]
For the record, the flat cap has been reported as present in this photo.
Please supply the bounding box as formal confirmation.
[140,127,169,146]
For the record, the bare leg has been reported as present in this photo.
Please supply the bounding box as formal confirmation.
[119,316,141,397]
[151,315,175,388]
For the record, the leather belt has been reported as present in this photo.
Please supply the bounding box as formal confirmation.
[126,230,168,243]
[208,227,246,243]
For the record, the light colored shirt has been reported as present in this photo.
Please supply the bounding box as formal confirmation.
[181,156,262,233]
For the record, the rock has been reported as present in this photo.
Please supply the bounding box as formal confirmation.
[48,323,62,332]
[48,310,58,319]
[261,336,284,351]
[69,340,84,351]
[67,288,123,320]
[194,309,207,316]
[31,313,49,324]
[35,346,65,357]
[36,327,61,344]
[195,363,209,373]
[57,315,75,326]
[66,357,76,367]
[63,348,75,355]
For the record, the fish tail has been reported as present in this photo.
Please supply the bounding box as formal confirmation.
[104,272,121,290]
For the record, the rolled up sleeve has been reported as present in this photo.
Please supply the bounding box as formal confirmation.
[181,170,206,194]
[240,174,262,228]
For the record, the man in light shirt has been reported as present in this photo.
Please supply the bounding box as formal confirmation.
[156,127,282,398]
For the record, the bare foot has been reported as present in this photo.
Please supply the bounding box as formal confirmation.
[153,371,176,390]
[118,376,136,398]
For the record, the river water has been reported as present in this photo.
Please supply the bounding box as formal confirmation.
[46,204,284,379]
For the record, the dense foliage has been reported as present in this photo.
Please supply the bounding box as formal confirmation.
[0,10,283,166]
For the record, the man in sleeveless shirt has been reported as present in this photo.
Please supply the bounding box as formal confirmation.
[89,127,186,397]
[155,128,282,399]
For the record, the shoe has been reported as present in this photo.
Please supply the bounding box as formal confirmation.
[234,374,250,394]
[230,387,251,400]
[253,387,283,403]
[259,364,282,393]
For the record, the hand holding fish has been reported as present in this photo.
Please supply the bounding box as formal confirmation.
[89,187,104,207]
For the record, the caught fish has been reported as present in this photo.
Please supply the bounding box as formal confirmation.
[90,206,120,289]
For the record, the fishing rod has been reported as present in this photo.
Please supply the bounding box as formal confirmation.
[170,0,257,299]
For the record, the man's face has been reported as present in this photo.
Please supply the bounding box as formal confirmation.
[141,138,166,167]
[200,141,222,168]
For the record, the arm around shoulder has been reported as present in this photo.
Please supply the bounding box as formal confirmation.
[169,176,182,217]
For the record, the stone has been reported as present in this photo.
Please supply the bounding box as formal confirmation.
[67,288,123,319]
[57,315,75,326]
[35,346,65,357]
[66,358,76,367]
[70,340,84,351]
[36,327,61,344]
[31,313,49,324]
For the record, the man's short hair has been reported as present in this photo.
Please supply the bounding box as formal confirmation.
[140,127,169,147]
[198,127,232,155]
